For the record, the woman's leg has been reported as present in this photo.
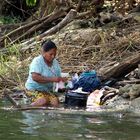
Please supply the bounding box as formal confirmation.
[30,91,50,106]
[31,97,48,106]
[28,91,59,107]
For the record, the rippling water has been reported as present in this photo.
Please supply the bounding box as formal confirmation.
[1,100,140,140]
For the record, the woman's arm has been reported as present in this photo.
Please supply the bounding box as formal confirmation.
[32,72,67,83]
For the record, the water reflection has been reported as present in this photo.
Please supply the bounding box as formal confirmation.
[1,98,140,140]
[20,111,54,135]
[18,110,130,140]
[19,110,106,139]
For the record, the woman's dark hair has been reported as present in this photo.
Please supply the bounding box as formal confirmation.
[41,40,57,52]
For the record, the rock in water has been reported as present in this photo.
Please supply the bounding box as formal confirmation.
[119,84,140,99]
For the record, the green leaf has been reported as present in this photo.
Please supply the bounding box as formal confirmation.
[25,0,37,6]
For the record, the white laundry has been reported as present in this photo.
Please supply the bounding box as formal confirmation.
[54,81,65,92]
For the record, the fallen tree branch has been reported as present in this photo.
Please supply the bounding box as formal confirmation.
[0,23,26,35]
[76,10,93,19]
[0,14,51,47]
[0,9,68,48]
[0,75,18,86]
[9,9,67,46]
[22,9,77,46]
[76,0,83,12]
[40,9,77,38]
[101,53,140,81]
[116,79,140,86]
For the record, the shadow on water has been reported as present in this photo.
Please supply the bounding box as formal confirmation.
[1,99,140,140]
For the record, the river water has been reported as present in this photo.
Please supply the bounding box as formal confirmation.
[1,100,140,140]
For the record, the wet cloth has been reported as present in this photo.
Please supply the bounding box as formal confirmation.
[25,55,61,92]
[86,89,104,107]
[26,90,58,104]
[72,70,101,92]
[86,87,118,108]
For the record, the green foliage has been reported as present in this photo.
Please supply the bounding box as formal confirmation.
[0,44,27,88]
[0,53,9,75]
[26,0,37,6]
[0,16,20,24]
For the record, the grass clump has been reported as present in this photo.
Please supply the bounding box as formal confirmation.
[0,16,20,24]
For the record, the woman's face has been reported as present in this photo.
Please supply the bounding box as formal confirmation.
[42,48,57,63]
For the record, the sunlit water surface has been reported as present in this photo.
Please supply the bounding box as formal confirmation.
[1,100,140,140]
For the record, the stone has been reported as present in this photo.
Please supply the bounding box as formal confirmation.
[119,84,140,100]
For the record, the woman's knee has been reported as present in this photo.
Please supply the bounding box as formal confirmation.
[31,97,47,106]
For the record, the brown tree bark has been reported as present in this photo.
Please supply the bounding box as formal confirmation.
[101,53,140,81]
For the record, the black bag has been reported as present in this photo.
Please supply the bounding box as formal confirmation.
[65,91,89,108]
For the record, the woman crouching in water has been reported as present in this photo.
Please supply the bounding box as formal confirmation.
[25,40,67,107]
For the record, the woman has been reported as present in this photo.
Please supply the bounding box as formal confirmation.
[25,40,67,107]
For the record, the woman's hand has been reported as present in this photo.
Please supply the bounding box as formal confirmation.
[53,77,68,82]
[60,77,68,82]
[31,73,68,83]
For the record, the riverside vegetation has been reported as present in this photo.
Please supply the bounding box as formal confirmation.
[0,0,140,113]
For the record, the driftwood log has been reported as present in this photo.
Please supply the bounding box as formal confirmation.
[22,9,77,47]
[101,53,140,81]
[116,79,140,86]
